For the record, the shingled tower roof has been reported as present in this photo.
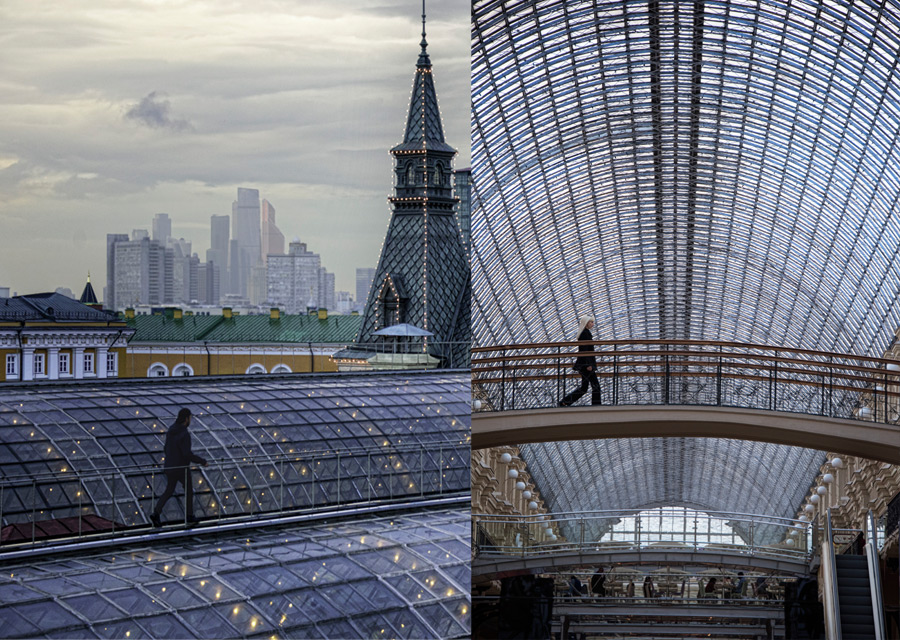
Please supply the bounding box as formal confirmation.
[354,4,470,366]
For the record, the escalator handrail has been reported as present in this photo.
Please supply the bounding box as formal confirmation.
[865,510,886,640]
[824,509,842,640]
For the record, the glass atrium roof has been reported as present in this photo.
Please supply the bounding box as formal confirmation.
[472,0,900,356]
[0,506,470,639]
[520,438,824,539]
[0,372,469,528]
[469,0,885,521]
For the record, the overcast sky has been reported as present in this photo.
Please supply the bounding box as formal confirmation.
[0,0,470,297]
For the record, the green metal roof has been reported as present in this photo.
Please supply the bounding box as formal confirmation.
[126,313,361,344]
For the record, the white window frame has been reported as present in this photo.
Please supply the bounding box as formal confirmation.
[34,353,45,376]
[245,363,267,375]
[271,364,292,374]
[83,352,94,374]
[5,354,18,377]
[59,352,70,375]
[106,352,117,374]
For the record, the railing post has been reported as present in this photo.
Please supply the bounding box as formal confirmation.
[420,447,425,497]
[664,352,670,404]
[112,473,117,533]
[613,347,618,405]
[772,353,778,411]
[716,351,722,406]
[337,452,341,504]
[31,479,36,545]
[311,464,316,508]
[439,445,444,495]
[501,357,506,411]
[367,453,371,501]
[280,459,285,511]
[557,346,562,405]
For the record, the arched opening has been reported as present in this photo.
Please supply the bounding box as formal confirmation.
[172,363,194,377]
[270,364,292,374]
[147,363,168,377]
[245,363,267,375]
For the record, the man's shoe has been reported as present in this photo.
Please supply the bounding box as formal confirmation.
[149,513,162,528]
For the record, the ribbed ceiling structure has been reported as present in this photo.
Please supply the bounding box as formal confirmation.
[469,0,900,521]
[472,0,900,354]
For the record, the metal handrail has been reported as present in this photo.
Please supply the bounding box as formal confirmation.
[0,440,464,549]
[0,440,467,485]
[823,509,842,640]
[472,510,811,562]
[472,339,900,422]
[866,510,886,640]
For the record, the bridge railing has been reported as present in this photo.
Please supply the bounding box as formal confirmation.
[473,509,811,562]
[0,441,469,549]
[472,339,900,423]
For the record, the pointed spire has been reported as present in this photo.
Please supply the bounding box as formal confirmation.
[395,0,454,153]
[418,0,430,68]
[80,273,99,305]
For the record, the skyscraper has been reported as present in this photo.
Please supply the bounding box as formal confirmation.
[231,187,262,298]
[453,168,471,254]
[354,14,470,365]
[207,214,230,299]
[105,233,129,309]
[356,267,377,313]
[112,237,173,308]
[261,199,285,263]
[267,241,321,314]
[152,213,171,243]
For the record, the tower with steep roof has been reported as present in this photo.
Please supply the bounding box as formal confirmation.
[355,5,470,366]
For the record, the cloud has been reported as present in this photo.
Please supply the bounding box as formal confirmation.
[124,91,192,131]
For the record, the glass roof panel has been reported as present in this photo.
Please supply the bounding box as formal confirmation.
[0,372,469,528]
[0,506,469,639]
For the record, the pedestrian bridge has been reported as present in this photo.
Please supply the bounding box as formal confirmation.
[472,509,813,579]
[472,340,900,463]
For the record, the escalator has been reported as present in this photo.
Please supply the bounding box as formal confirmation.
[834,554,877,638]
[823,510,886,639]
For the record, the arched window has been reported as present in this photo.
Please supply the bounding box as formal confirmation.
[245,363,267,375]
[406,163,415,185]
[270,364,292,374]
[172,363,194,377]
[147,363,168,377]
[434,164,443,186]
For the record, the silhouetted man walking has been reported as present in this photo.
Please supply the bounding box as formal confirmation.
[149,408,207,527]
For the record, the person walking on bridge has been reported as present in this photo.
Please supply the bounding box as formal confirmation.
[559,315,602,406]
[149,408,207,527]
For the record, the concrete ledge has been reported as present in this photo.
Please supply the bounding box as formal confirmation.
[472,404,900,463]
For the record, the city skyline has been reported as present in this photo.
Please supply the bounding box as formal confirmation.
[0,0,470,295]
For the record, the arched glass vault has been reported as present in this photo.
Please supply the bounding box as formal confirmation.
[472,0,900,354]
[469,0,900,521]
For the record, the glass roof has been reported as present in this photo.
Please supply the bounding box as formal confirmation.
[520,438,824,534]
[468,0,884,520]
[0,506,470,639]
[0,372,469,528]
[472,0,900,355]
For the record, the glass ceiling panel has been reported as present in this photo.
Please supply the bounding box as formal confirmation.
[0,506,470,639]
[0,372,469,528]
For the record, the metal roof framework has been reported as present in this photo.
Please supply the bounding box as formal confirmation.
[469,0,900,522]
[0,506,470,638]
